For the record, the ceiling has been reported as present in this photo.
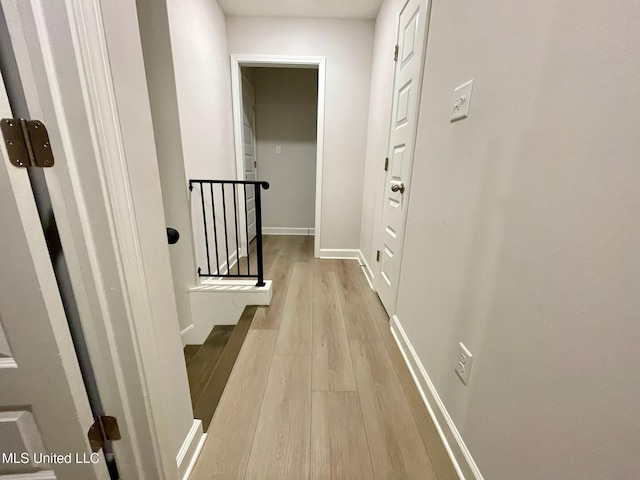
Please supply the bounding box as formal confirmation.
[217,0,384,20]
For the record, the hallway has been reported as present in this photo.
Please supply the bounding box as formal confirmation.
[191,236,454,479]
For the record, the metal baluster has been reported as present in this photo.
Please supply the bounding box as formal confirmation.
[255,183,265,287]
[233,184,240,275]
[244,184,250,276]
[210,183,220,275]
[221,183,230,275]
[199,182,211,275]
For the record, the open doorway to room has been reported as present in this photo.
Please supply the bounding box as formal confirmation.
[231,56,326,258]
[242,66,318,239]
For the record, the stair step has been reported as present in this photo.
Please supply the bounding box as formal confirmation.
[183,345,200,367]
[193,305,258,432]
[186,325,234,406]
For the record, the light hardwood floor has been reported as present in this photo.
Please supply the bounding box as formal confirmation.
[191,236,456,480]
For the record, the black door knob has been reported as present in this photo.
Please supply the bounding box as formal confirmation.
[167,228,180,245]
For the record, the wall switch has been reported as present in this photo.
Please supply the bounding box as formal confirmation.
[275,145,281,155]
[455,342,473,385]
[450,79,474,122]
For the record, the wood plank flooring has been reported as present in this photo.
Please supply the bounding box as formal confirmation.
[190,329,277,479]
[244,355,312,479]
[192,306,257,432]
[191,235,455,480]
[187,326,234,406]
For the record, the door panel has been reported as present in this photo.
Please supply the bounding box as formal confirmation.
[375,0,431,315]
[0,71,107,479]
[0,411,49,475]
[242,75,258,241]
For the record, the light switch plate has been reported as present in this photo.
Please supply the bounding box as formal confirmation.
[450,79,474,122]
[455,342,473,385]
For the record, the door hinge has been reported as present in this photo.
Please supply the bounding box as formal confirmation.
[1,118,54,168]
[384,157,389,171]
[394,45,399,62]
[376,250,381,262]
[88,415,121,453]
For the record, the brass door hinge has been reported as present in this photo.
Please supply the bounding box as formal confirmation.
[376,250,381,262]
[1,118,54,168]
[384,157,389,171]
[394,45,399,62]
[88,415,121,453]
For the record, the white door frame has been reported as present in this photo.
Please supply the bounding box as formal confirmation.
[1,0,202,478]
[230,54,326,258]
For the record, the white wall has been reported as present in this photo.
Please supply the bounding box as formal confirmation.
[227,17,374,250]
[249,67,317,231]
[368,0,640,478]
[136,0,196,334]
[166,0,237,275]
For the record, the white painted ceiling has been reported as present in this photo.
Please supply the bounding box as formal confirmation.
[217,0,384,20]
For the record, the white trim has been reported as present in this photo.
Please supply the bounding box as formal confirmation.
[220,249,239,276]
[356,250,374,290]
[230,54,326,260]
[390,315,484,480]
[315,60,326,259]
[198,248,239,279]
[185,281,272,344]
[64,1,170,476]
[182,433,207,480]
[319,248,360,259]
[177,420,205,480]
[180,324,195,338]
[0,358,18,369]
[2,472,57,480]
[263,227,315,236]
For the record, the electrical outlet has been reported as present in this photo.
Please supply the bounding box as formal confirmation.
[455,342,473,385]
[450,79,474,122]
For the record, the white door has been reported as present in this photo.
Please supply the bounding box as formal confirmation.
[2,1,181,478]
[242,74,258,242]
[0,73,108,480]
[375,0,431,314]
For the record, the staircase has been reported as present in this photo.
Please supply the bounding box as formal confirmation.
[183,305,257,431]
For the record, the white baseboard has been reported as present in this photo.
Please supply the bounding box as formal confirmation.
[177,419,206,480]
[199,249,239,277]
[317,248,373,289]
[263,227,314,235]
[319,248,360,259]
[356,250,374,290]
[179,324,195,345]
[390,315,483,480]
[220,249,238,275]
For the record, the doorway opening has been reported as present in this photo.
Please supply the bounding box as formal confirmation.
[231,55,326,258]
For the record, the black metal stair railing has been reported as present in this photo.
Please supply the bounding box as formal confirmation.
[189,179,270,287]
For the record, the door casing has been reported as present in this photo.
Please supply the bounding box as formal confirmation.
[230,54,326,258]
